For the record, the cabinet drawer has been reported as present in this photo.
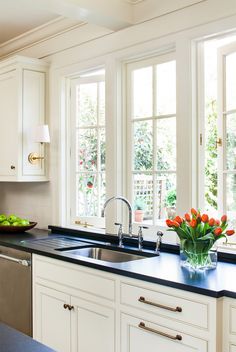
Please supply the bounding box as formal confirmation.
[231,345,236,352]
[121,283,208,329]
[121,313,208,352]
[34,255,115,301]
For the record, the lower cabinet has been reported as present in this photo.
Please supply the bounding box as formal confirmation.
[34,284,115,352]
[34,285,71,352]
[33,255,220,352]
[121,314,207,352]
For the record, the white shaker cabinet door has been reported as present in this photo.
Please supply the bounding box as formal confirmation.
[71,295,115,352]
[121,313,208,352]
[34,284,71,352]
[0,70,18,176]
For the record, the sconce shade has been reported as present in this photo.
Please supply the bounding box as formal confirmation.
[33,125,50,143]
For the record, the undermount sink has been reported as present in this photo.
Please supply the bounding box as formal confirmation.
[62,246,153,263]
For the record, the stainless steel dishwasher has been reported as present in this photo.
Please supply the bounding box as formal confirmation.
[0,245,32,336]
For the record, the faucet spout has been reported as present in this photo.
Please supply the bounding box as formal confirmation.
[102,196,133,236]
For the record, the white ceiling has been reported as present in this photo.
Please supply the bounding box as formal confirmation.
[0,0,204,45]
[0,0,59,44]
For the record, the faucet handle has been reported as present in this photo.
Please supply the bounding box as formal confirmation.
[155,231,163,253]
[114,222,123,247]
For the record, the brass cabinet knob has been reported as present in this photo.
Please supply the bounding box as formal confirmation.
[10,165,15,170]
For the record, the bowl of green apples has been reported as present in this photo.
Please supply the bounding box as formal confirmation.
[0,214,37,233]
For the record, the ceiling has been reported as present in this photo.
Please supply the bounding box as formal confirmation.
[0,0,204,45]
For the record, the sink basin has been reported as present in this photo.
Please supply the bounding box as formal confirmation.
[62,246,152,263]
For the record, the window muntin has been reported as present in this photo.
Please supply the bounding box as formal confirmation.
[127,55,176,225]
[198,35,236,244]
[70,72,106,226]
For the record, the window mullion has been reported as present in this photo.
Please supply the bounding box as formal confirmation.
[153,64,158,225]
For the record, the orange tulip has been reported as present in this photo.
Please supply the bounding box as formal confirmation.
[221,215,227,223]
[185,213,191,222]
[166,219,174,227]
[226,230,235,236]
[174,216,183,225]
[214,227,222,236]
[191,208,198,216]
[201,214,209,223]
[209,218,215,227]
[189,219,197,228]
[172,220,180,228]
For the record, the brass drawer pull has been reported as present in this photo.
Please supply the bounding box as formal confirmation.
[138,296,182,312]
[68,305,74,311]
[138,322,182,341]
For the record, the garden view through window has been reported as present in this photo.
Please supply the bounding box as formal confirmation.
[127,54,176,225]
[200,35,236,238]
[70,69,106,225]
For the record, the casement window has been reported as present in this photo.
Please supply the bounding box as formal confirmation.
[198,34,236,246]
[126,53,177,227]
[69,69,106,229]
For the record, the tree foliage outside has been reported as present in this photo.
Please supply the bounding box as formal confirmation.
[205,99,218,211]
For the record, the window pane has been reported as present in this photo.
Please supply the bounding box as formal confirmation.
[226,113,236,170]
[99,82,105,125]
[226,174,236,220]
[204,100,218,212]
[133,173,153,222]
[226,52,236,111]
[156,61,176,115]
[156,117,176,170]
[157,173,176,220]
[133,66,152,118]
[77,83,97,126]
[100,173,106,213]
[100,128,106,171]
[133,121,153,171]
[77,129,97,172]
[76,174,98,216]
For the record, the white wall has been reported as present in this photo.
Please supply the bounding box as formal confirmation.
[0,0,236,229]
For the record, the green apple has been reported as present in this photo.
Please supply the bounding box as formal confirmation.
[19,219,30,226]
[0,214,6,223]
[1,221,10,226]
[12,222,20,226]
[8,215,18,224]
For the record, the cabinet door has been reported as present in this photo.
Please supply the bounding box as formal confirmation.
[0,70,18,176]
[34,284,71,352]
[121,314,208,352]
[71,295,115,352]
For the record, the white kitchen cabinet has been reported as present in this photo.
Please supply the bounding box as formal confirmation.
[33,254,221,352]
[0,55,48,181]
[121,313,207,352]
[222,297,236,352]
[34,284,71,352]
[71,295,115,352]
[33,255,115,352]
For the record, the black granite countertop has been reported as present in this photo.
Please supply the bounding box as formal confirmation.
[0,227,236,299]
[0,323,55,352]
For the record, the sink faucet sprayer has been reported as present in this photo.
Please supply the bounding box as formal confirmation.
[101,196,133,237]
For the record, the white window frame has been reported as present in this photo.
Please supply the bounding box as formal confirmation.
[69,72,106,230]
[197,35,236,250]
[126,52,177,227]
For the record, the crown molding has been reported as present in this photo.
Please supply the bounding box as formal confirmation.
[0,16,85,58]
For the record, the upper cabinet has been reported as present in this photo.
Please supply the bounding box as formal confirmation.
[0,55,49,181]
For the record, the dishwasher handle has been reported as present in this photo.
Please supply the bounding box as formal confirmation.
[0,253,31,267]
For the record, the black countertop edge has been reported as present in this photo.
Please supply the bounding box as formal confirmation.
[48,225,236,264]
[25,247,227,298]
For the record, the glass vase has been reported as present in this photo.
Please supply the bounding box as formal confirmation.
[180,240,217,271]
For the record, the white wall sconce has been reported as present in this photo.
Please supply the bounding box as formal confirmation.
[28,125,50,164]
